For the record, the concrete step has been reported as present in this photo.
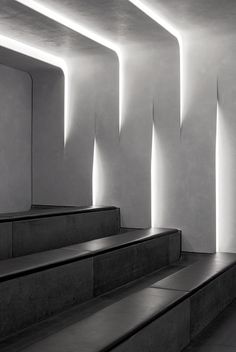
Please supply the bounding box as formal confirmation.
[0,205,120,258]
[1,253,235,352]
[0,227,180,339]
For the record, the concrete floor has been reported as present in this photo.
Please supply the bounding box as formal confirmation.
[183,298,236,351]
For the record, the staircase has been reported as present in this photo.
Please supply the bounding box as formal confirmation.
[0,206,235,352]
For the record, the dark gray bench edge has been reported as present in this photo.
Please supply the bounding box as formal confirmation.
[0,228,180,282]
[0,205,119,223]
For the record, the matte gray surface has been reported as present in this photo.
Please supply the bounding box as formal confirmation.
[94,235,170,295]
[0,248,90,281]
[190,265,236,338]
[0,258,93,338]
[190,278,223,338]
[1,253,233,352]
[14,288,187,352]
[0,64,31,213]
[0,223,12,260]
[169,231,181,263]
[113,300,190,352]
[12,209,120,256]
[152,255,236,292]
[66,228,179,254]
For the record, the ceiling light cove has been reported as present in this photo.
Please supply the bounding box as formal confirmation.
[15,0,119,53]
[0,34,69,143]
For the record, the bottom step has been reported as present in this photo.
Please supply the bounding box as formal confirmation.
[1,253,236,352]
[0,228,180,339]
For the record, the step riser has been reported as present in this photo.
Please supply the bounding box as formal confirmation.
[0,209,120,259]
[0,232,180,339]
[111,264,236,352]
[94,233,181,296]
[190,265,236,338]
[112,300,190,352]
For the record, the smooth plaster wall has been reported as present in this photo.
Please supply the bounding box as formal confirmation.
[0,63,31,212]
[32,49,119,207]
[179,35,218,252]
[216,36,236,253]
[119,40,180,228]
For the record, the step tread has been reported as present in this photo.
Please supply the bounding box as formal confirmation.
[15,288,187,352]
[0,205,118,223]
[0,248,91,282]
[65,227,179,255]
[1,253,234,352]
[152,253,236,293]
[0,228,179,282]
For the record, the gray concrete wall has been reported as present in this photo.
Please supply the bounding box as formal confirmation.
[0,64,32,212]
[32,49,119,208]
[216,36,236,253]
[179,35,218,252]
[119,40,180,229]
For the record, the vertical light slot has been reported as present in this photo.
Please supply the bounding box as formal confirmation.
[92,138,99,206]
[216,100,221,252]
[179,37,184,127]
[118,52,124,133]
[151,123,157,227]
[63,64,70,145]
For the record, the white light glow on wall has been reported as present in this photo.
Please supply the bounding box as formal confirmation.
[15,0,121,143]
[0,34,68,144]
[119,52,124,133]
[92,138,99,206]
[215,99,226,253]
[216,100,220,252]
[128,0,183,127]
[151,123,157,227]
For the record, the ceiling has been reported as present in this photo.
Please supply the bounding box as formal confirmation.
[15,0,236,43]
[0,0,235,61]
[138,0,236,36]
[0,0,176,61]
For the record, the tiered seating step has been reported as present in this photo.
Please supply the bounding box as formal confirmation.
[0,205,120,259]
[0,227,180,339]
[2,253,235,352]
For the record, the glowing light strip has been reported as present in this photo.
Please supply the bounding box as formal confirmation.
[216,100,220,252]
[118,52,124,133]
[92,138,99,206]
[0,34,63,67]
[128,0,183,126]
[16,0,119,53]
[151,123,157,227]
[0,34,69,144]
[15,0,121,141]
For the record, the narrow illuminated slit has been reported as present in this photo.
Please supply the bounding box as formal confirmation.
[63,64,69,145]
[118,53,123,133]
[92,138,99,206]
[151,122,157,227]
[179,37,184,128]
[216,100,220,252]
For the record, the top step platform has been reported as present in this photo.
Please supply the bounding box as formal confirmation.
[0,205,118,222]
[0,205,120,260]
